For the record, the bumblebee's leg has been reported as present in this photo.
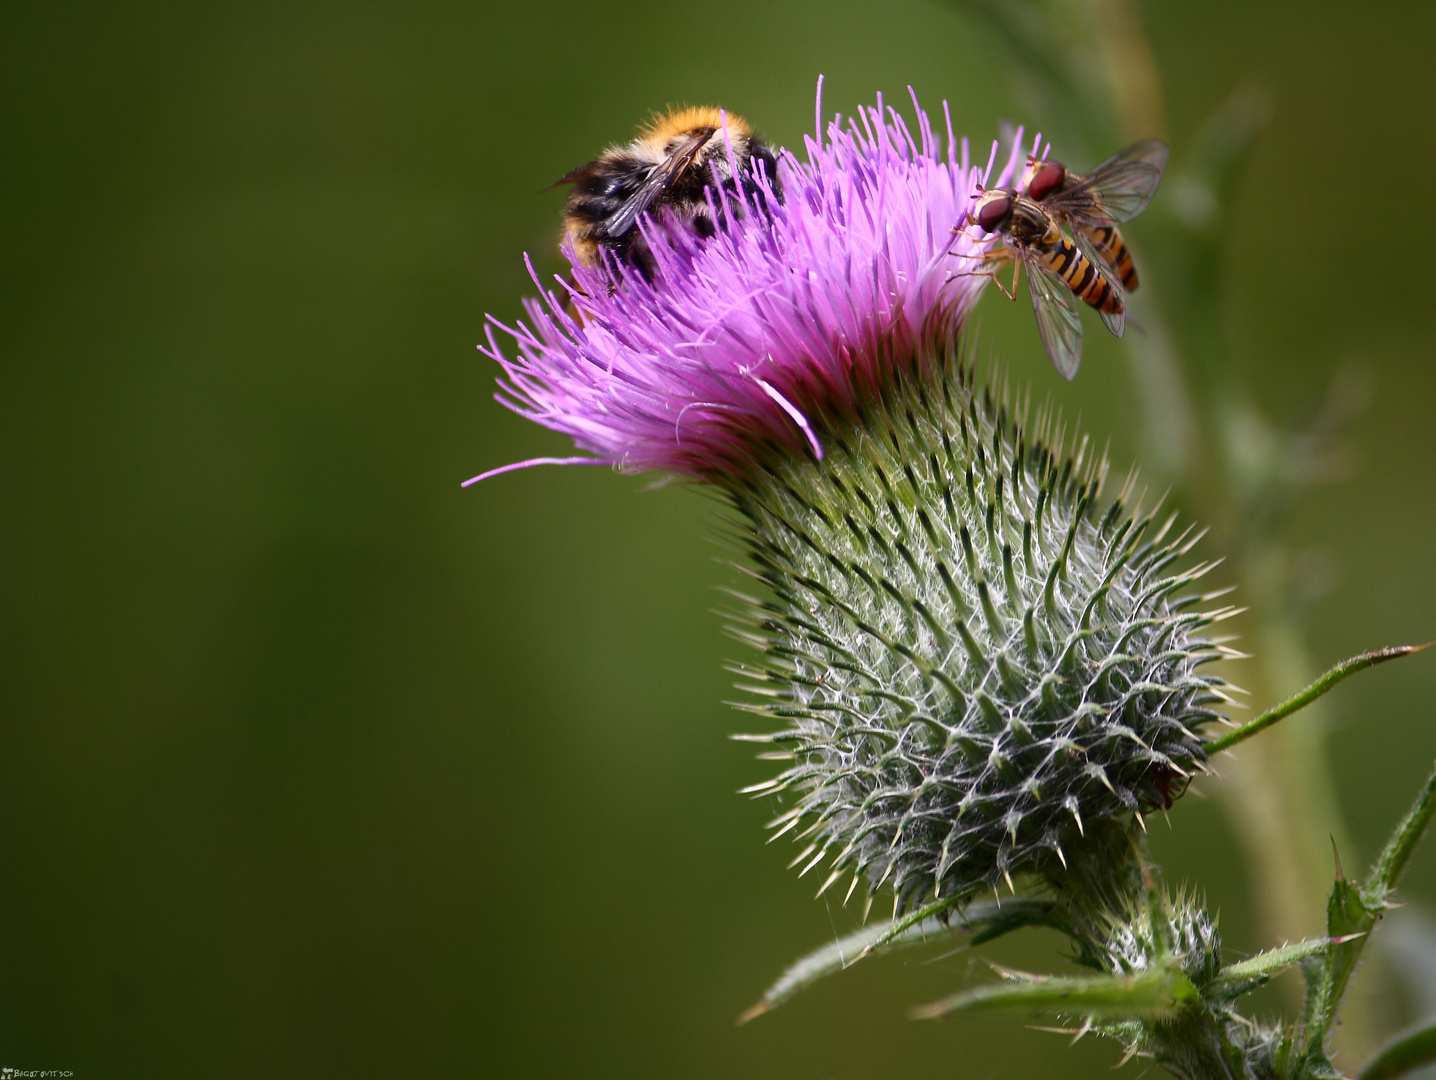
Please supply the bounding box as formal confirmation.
[558,281,581,321]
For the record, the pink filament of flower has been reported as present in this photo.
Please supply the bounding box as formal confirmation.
[472,84,1026,484]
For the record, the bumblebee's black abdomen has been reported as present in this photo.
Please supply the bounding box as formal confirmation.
[745,139,783,206]
[561,156,657,274]
[564,158,651,231]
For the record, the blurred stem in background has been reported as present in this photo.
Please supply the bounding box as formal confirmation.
[947,0,1388,1058]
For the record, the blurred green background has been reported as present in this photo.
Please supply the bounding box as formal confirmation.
[3,1,1434,1076]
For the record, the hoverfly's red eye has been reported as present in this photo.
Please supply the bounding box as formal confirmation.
[1026,162,1066,201]
[975,193,1014,232]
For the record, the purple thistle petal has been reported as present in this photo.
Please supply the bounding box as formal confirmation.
[460,456,608,487]
[755,379,824,461]
[477,87,1025,483]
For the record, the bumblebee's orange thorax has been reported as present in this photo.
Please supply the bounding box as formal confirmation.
[639,107,752,153]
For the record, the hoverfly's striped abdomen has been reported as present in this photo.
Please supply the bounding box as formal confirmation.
[1084,224,1139,291]
[1043,237,1122,314]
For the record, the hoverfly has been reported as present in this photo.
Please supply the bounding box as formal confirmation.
[1021,139,1168,292]
[959,187,1126,380]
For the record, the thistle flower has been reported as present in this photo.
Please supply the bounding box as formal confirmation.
[477,87,1013,484]
[478,87,1230,913]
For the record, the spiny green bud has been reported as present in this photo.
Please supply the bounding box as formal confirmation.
[1096,887,1223,990]
[1075,888,1228,1074]
[729,355,1231,913]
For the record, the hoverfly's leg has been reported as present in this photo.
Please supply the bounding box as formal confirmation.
[952,268,1003,291]
[982,261,1019,301]
[952,264,1018,301]
[950,245,1018,300]
[950,221,984,246]
[949,233,1006,261]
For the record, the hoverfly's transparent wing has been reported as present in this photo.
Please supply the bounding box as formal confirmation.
[603,127,716,238]
[1098,139,1170,173]
[1047,139,1169,225]
[1073,229,1126,338]
[1026,254,1085,380]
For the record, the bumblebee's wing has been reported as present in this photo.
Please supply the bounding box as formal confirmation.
[1073,230,1126,338]
[1047,139,1169,224]
[603,128,716,239]
[1026,253,1085,380]
[549,162,599,190]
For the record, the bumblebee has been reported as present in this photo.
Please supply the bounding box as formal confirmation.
[558,107,781,280]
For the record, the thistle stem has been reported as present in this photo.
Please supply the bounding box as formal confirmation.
[1205,645,1430,754]
[1364,755,1436,906]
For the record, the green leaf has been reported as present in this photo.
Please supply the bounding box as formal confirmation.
[1206,936,1335,1000]
[1364,756,1436,908]
[1306,865,1377,1038]
[1359,1018,1436,1080]
[911,964,1200,1021]
[1205,645,1430,754]
[1305,759,1436,1054]
[737,896,1060,1023]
